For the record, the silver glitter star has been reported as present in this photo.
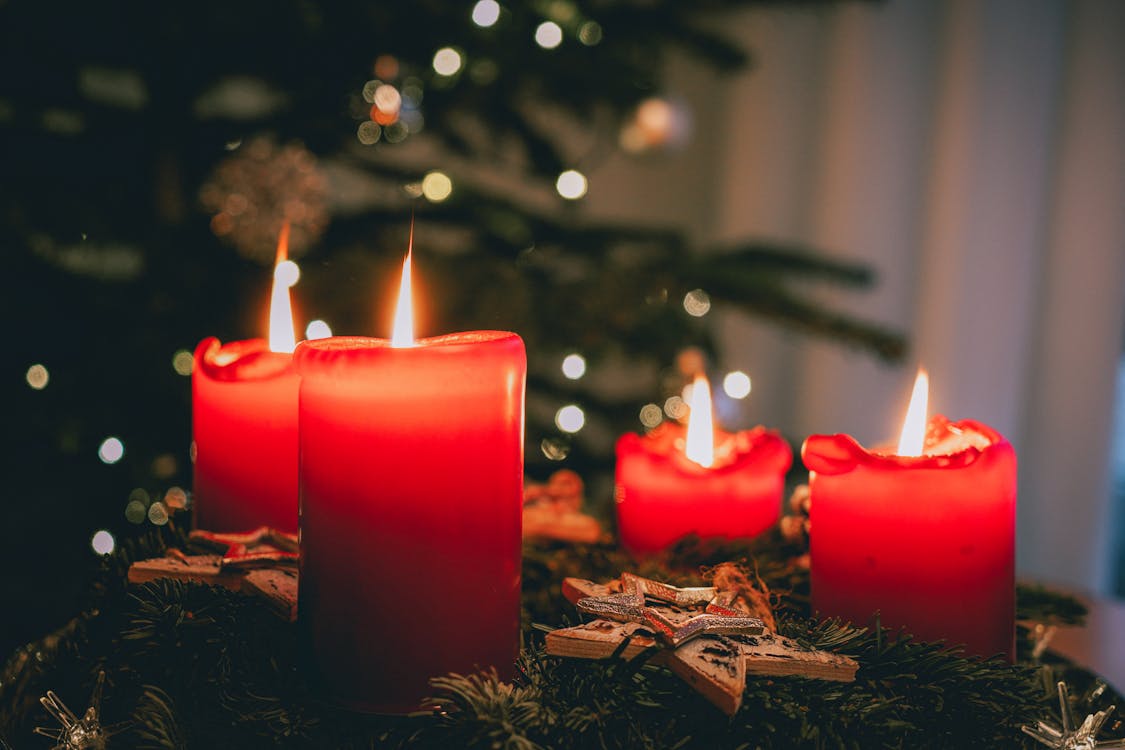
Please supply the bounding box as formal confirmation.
[1021,681,1125,749]
[34,671,128,750]
[576,574,765,647]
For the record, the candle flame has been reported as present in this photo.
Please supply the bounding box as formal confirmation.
[896,368,929,456]
[391,221,415,348]
[684,374,715,468]
[268,221,297,354]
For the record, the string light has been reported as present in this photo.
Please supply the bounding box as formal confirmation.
[535,22,563,49]
[639,403,663,428]
[723,371,752,399]
[561,353,586,379]
[472,0,501,27]
[683,288,711,317]
[422,171,453,202]
[432,47,463,76]
[555,170,587,200]
[306,320,332,340]
[90,530,115,555]
[274,259,300,288]
[663,396,687,419]
[555,404,585,433]
[98,437,124,464]
[577,21,602,45]
[25,363,49,390]
[172,350,194,376]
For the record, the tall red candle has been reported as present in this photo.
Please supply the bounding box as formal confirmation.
[803,371,1017,660]
[192,226,300,533]
[615,375,792,554]
[296,250,525,713]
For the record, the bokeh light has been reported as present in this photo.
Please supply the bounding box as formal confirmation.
[472,0,501,27]
[432,47,463,76]
[148,501,169,526]
[98,437,124,464]
[540,436,570,461]
[535,22,563,49]
[639,403,663,428]
[578,21,603,45]
[561,353,586,379]
[422,171,453,202]
[306,319,332,340]
[26,363,49,390]
[164,486,189,511]
[683,288,711,317]
[357,121,382,145]
[555,169,587,200]
[723,370,752,399]
[555,404,585,433]
[125,500,147,524]
[663,396,687,420]
[90,530,115,555]
[172,349,194,376]
[274,259,300,288]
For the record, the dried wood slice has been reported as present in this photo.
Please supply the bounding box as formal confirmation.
[732,632,858,682]
[242,568,298,622]
[561,577,621,605]
[657,635,746,716]
[545,620,657,661]
[127,554,244,590]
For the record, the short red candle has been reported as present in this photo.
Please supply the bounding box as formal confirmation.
[296,332,526,713]
[615,422,792,554]
[191,337,299,533]
[803,415,1016,659]
[191,225,300,533]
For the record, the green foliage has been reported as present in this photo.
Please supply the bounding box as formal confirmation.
[0,524,1116,749]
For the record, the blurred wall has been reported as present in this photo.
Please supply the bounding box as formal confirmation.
[588,0,1125,594]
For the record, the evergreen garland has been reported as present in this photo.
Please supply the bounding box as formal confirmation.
[0,521,1117,749]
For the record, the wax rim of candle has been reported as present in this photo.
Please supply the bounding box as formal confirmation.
[294,330,522,369]
[194,337,295,382]
[801,416,1008,476]
[618,422,792,475]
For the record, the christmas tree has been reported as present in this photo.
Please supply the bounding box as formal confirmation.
[0,0,902,657]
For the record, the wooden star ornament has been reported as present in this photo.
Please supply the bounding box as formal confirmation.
[548,573,859,716]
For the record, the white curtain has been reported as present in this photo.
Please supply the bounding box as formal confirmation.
[589,0,1125,593]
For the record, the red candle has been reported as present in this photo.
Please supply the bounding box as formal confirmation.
[296,248,525,713]
[615,375,792,555]
[803,370,1017,660]
[192,227,300,533]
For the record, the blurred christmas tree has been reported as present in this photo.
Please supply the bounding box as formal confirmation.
[0,0,901,651]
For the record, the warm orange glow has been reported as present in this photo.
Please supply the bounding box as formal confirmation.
[268,222,297,354]
[896,368,929,456]
[684,374,715,468]
[391,223,415,348]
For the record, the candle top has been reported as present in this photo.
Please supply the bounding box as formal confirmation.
[294,331,524,376]
[618,422,792,476]
[194,336,295,382]
[802,415,1008,476]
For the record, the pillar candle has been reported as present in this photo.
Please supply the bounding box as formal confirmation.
[803,415,1017,660]
[192,226,300,532]
[615,376,792,554]
[191,338,299,532]
[296,332,525,713]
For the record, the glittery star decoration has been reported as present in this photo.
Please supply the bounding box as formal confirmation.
[575,572,765,647]
[1022,681,1125,749]
[34,671,129,750]
[188,526,298,569]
